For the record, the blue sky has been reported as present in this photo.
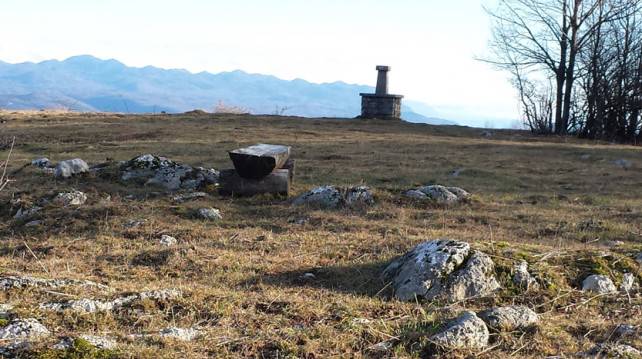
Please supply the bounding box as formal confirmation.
[0,0,519,126]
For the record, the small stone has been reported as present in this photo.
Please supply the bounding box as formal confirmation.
[124,219,147,228]
[292,186,342,209]
[636,253,642,265]
[513,260,539,291]
[614,324,638,338]
[54,190,87,206]
[368,340,394,353]
[54,159,89,178]
[0,304,13,318]
[404,189,427,199]
[429,311,489,351]
[582,274,617,294]
[158,327,201,341]
[620,273,637,293]
[478,306,539,331]
[301,273,316,280]
[613,159,632,170]
[0,318,50,341]
[172,192,208,203]
[580,154,591,160]
[481,130,493,137]
[31,158,50,168]
[196,207,222,221]
[582,343,640,357]
[159,235,177,246]
[80,335,117,349]
[24,220,43,227]
[344,186,375,207]
[13,206,41,221]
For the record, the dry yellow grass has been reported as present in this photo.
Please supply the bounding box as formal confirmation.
[0,111,641,358]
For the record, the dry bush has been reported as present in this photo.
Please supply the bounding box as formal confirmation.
[213,100,250,114]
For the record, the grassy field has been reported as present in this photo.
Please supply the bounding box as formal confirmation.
[0,111,641,358]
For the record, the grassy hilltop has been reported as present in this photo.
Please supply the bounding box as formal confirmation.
[0,111,641,358]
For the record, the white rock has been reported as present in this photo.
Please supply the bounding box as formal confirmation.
[582,343,641,357]
[173,192,208,203]
[404,189,427,199]
[159,235,177,246]
[0,318,50,341]
[582,275,617,294]
[405,185,470,205]
[159,327,201,341]
[120,154,218,191]
[429,311,489,350]
[513,260,539,291]
[382,239,500,302]
[54,190,87,206]
[0,275,107,291]
[293,186,343,209]
[54,159,89,178]
[620,273,637,293]
[41,289,181,313]
[478,306,539,331]
[197,207,222,221]
[344,186,375,207]
[54,335,117,350]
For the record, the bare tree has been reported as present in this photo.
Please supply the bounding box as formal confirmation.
[0,137,15,193]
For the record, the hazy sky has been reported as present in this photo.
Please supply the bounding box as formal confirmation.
[0,0,519,124]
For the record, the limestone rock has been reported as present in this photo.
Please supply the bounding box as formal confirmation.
[0,318,50,341]
[41,289,181,313]
[197,207,222,221]
[582,343,641,357]
[0,275,107,291]
[13,206,41,221]
[159,327,201,341]
[582,275,617,294]
[344,186,374,207]
[513,260,539,291]
[173,192,208,203]
[0,304,13,318]
[621,273,637,293]
[429,311,489,351]
[404,189,427,199]
[382,239,499,302]
[404,185,470,205]
[478,306,539,331]
[54,190,87,206]
[159,235,177,246]
[54,335,117,350]
[614,324,638,338]
[31,158,51,168]
[293,186,342,209]
[120,154,218,191]
[54,159,89,178]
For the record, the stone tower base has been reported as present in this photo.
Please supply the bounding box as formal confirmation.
[359,93,403,120]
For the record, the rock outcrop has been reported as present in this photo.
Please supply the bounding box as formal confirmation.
[478,306,539,331]
[403,185,470,204]
[53,190,87,206]
[513,260,539,291]
[196,208,222,221]
[293,185,375,209]
[40,289,181,313]
[120,154,219,191]
[382,239,500,302]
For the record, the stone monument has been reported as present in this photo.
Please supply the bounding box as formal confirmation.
[360,66,403,119]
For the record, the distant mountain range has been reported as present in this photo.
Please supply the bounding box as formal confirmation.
[0,55,456,125]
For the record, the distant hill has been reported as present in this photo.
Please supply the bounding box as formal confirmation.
[0,55,456,125]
